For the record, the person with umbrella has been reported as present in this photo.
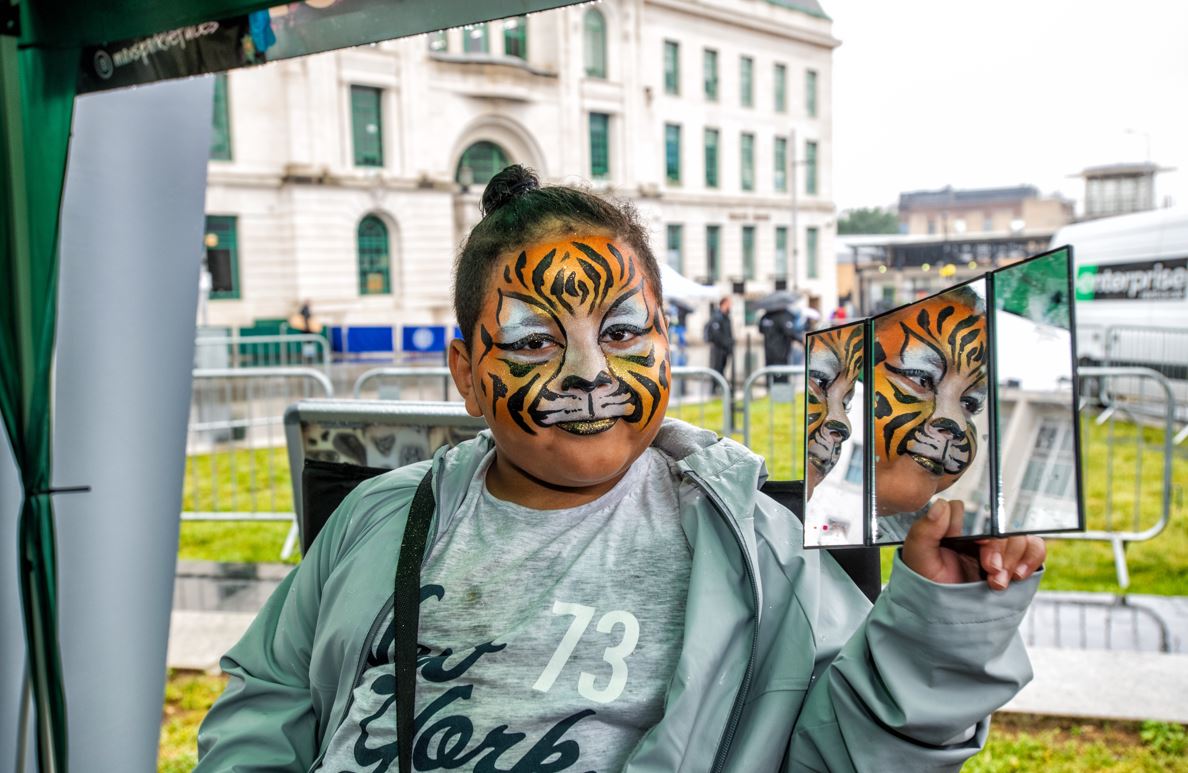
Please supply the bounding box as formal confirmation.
[704,296,734,390]
[755,291,804,382]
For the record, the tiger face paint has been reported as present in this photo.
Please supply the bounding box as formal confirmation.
[805,324,862,500]
[451,235,670,498]
[872,285,988,515]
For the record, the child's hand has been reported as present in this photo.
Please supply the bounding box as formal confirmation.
[901,499,1046,590]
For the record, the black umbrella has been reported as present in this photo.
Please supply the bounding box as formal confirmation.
[752,289,801,311]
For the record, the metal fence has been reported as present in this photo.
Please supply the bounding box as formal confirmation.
[353,366,456,401]
[1087,325,1188,443]
[195,333,331,374]
[741,366,806,480]
[185,367,334,559]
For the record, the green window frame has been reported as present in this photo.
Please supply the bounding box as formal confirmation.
[806,226,819,279]
[704,128,719,189]
[703,49,718,101]
[706,225,721,282]
[503,16,527,59]
[742,225,756,280]
[775,226,788,277]
[774,136,787,192]
[350,85,383,168]
[740,133,754,192]
[584,9,606,77]
[428,30,448,52]
[806,68,818,117]
[456,141,510,187]
[774,63,786,113]
[210,73,232,161]
[665,123,681,184]
[463,23,489,53]
[664,40,680,95]
[805,140,818,195]
[357,215,391,295]
[204,215,240,300]
[740,55,753,107]
[667,224,684,272]
[589,112,610,179]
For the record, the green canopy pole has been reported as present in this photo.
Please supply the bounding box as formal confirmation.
[1,8,78,769]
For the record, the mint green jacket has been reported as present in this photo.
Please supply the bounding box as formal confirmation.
[196,420,1040,771]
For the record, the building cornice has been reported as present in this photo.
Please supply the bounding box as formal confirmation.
[645,0,841,49]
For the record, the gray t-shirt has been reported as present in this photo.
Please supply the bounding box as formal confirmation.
[316,447,692,772]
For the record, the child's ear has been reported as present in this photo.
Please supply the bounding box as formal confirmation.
[448,338,484,418]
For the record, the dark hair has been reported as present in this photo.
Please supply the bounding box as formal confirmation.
[453,165,661,348]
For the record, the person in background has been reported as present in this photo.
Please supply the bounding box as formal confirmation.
[757,305,801,383]
[704,296,734,390]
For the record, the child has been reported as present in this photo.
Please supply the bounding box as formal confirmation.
[196,166,1045,772]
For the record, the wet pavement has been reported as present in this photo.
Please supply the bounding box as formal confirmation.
[169,561,1188,721]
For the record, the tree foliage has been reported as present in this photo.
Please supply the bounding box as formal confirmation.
[838,207,900,235]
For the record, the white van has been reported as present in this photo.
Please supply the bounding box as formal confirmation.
[1051,207,1188,380]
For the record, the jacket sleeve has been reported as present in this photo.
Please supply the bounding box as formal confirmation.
[194,478,379,772]
[785,550,1041,772]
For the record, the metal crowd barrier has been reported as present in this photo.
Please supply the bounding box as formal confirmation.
[668,366,731,437]
[185,367,334,560]
[1022,592,1175,653]
[195,333,331,374]
[1091,325,1188,444]
[741,365,806,480]
[353,366,455,401]
[1054,367,1177,589]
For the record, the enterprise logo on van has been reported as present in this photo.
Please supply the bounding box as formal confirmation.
[1075,258,1188,301]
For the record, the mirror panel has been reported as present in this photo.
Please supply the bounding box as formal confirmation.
[992,247,1082,534]
[803,321,866,547]
[871,279,994,544]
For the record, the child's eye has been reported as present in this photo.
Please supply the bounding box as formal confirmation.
[961,395,985,415]
[601,325,645,344]
[504,334,558,352]
[895,368,934,393]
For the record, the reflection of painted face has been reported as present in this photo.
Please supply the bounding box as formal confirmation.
[453,235,670,493]
[873,290,987,514]
[805,325,862,499]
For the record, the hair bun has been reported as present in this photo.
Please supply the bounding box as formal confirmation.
[481,164,540,216]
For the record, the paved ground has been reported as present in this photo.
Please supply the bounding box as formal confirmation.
[169,562,1188,722]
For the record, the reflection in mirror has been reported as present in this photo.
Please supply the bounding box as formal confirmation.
[993,248,1081,534]
[803,322,866,547]
[871,279,993,544]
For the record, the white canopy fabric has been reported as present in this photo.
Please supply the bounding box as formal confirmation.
[660,263,723,303]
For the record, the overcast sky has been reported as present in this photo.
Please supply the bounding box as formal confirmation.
[828,0,1188,214]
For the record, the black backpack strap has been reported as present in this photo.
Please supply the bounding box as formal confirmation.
[395,468,436,773]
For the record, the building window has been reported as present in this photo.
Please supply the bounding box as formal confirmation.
[210,73,232,161]
[667,224,683,272]
[806,68,818,117]
[806,226,819,279]
[1010,418,1077,529]
[503,16,527,59]
[350,85,383,168]
[589,112,610,180]
[428,30,447,52]
[463,23,488,53]
[740,133,754,192]
[742,226,756,280]
[357,215,391,295]
[704,128,719,189]
[927,218,937,235]
[804,140,818,195]
[703,49,718,101]
[774,136,787,192]
[983,215,994,232]
[584,9,606,77]
[706,225,721,282]
[204,215,240,300]
[740,56,753,107]
[457,141,510,187]
[774,63,786,113]
[664,40,680,94]
[775,226,788,276]
[665,123,681,184]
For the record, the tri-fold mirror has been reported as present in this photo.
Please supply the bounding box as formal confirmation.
[803,246,1084,548]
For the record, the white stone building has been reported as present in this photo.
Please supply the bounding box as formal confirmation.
[203,0,839,352]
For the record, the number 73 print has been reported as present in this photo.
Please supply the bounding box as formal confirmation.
[532,601,640,704]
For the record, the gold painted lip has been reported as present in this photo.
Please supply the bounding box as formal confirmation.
[910,453,944,476]
[556,418,617,435]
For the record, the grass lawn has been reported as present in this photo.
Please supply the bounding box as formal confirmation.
[159,669,1187,772]
[179,397,1187,593]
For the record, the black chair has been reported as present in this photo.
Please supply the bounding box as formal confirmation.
[285,402,881,603]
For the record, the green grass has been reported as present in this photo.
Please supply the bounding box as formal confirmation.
[158,669,1187,773]
[179,398,1188,593]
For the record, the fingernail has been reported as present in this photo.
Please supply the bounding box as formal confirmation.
[1014,563,1029,580]
[928,501,944,521]
[995,571,1009,589]
[987,553,1003,572]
